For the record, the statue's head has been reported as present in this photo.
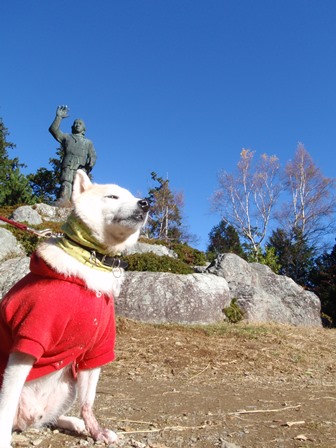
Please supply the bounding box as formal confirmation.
[71,119,86,135]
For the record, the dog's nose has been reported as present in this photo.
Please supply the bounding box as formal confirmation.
[138,199,150,212]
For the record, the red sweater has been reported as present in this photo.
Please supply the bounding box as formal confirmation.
[0,253,116,383]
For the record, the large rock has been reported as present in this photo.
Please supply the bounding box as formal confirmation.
[0,228,25,262]
[124,242,177,258]
[118,271,230,324]
[10,206,43,225]
[34,204,71,222]
[207,253,322,327]
[0,256,30,297]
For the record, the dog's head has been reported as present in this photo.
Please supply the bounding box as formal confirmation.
[71,170,149,253]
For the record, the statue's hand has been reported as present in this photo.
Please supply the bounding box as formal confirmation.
[56,105,70,119]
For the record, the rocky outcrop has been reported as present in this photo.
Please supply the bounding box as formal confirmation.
[0,251,321,327]
[0,203,322,327]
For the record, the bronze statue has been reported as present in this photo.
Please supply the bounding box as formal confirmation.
[49,105,97,203]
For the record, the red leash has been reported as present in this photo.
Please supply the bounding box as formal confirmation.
[0,216,54,238]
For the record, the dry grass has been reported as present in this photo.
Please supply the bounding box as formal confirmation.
[115,318,336,381]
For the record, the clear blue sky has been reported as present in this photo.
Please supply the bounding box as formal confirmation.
[1,0,336,250]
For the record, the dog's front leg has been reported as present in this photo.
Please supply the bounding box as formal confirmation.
[0,353,35,448]
[78,368,118,444]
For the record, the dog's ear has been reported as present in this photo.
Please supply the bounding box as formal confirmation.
[72,169,92,201]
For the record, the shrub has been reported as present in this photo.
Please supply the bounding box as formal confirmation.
[9,228,39,255]
[223,298,245,323]
[170,243,207,266]
[139,237,208,266]
[124,253,194,274]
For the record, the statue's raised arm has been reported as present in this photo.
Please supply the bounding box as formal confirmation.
[49,105,70,143]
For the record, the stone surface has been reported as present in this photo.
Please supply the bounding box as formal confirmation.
[34,203,71,222]
[124,242,177,258]
[206,253,322,327]
[118,271,231,324]
[10,206,42,225]
[0,228,25,262]
[0,256,30,297]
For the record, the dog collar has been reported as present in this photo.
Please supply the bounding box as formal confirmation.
[89,250,128,270]
[58,235,128,271]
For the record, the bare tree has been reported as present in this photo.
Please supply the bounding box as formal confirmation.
[212,149,281,259]
[278,143,335,248]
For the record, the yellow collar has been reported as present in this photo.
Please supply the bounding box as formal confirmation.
[56,213,125,272]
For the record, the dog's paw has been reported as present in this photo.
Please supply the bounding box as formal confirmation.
[95,428,118,443]
[57,415,86,434]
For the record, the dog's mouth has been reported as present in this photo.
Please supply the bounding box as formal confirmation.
[132,212,146,222]
[114,212,147,226]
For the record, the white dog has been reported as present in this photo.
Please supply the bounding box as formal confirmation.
[0,170,149,447]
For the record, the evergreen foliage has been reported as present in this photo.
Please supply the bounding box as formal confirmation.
[310,244,336,326]
[207,220,246,260]
[28,147,63,202]
[0,118,35,206]
[247,245,281,274]
[170,242,207,266]
[268,227,315,285]
[145,172,183,242]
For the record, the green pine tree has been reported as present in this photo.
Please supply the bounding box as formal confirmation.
[145,172,183,242]
[207,220,246,259]
[0,118,35,206]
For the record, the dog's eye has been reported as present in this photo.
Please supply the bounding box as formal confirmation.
[105,195,119,200]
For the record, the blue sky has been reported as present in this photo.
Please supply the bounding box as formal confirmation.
[1,0,336,251]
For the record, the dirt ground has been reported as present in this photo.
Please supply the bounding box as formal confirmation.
[11,318,336,448]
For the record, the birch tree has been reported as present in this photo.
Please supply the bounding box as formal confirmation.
[212,149,281,259]
[278,143,335,247]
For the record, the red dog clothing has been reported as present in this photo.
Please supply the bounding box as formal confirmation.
[0,252,116,383]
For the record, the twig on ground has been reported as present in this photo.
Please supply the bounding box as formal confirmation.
[105,417,153,425]
[118,424,208,435]
[187,364,210,381]
[228,404,301,415]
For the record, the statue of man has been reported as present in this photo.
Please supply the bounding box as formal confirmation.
[49,105,97,203]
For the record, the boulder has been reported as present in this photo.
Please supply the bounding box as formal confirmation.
[118,271,230,324]
[207,253,322,327]
[10,206,42,225]
[0,256,30,297]
[0,228,25,262]
[34,204,71,222]
[124,242,177,258]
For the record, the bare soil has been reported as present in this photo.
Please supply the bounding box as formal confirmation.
[12,318,336,448]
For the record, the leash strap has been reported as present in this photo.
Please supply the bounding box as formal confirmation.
[0,215,54,238]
